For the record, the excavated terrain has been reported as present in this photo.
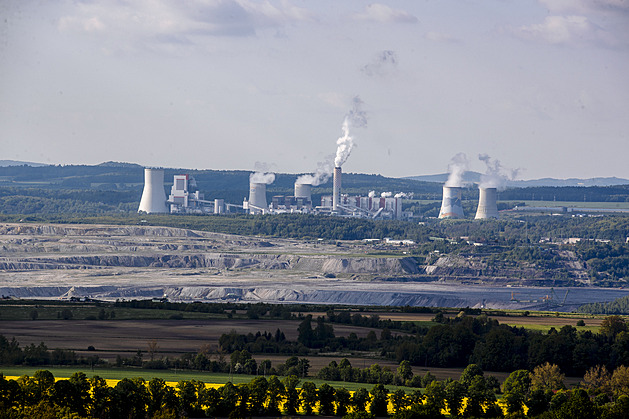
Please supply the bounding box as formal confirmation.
[1,222,626,311]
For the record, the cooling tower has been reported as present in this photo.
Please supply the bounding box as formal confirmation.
[138,168,168,213]
[438,186,464,219]
[294,183,312,201]
[475,187,499,219]
[332,167,342,211]
[249,182,268,212]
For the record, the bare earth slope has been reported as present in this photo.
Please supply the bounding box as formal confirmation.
[1,222,627,311]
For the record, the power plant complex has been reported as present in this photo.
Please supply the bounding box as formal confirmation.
[138,167,501,220]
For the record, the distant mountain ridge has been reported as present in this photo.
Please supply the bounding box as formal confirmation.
[404,172,629,187]
[0,160,49,167]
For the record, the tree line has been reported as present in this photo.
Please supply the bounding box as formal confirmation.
[2,362,629,418]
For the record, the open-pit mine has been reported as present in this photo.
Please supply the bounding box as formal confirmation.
[1,222,627,311]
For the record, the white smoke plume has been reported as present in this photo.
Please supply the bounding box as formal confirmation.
[334,96,367,168]
[368,190,376,198]
[478,154,519,190]
[394,192,413,199]
[250,172,275,184]
[381,192,393,198]
[445,153,469,187]
[296,155,335,186]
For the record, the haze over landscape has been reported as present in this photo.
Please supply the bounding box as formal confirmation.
[1,0,628,180]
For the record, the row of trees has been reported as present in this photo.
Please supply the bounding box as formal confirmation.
[3,362,629,418]
[0,335,98,367]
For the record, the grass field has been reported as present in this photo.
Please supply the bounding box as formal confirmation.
[516,200,629,209]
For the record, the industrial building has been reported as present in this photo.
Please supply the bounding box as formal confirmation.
[139,165,500,221]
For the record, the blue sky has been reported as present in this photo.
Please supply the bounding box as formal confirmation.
[1,0,628,179]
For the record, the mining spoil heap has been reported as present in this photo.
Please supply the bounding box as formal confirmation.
[1,223,626,311]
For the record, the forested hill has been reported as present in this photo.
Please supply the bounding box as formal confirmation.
[0,163,628,214]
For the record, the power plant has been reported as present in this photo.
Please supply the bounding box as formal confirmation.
[138,167,500,221]
[138,168,168,214]
[438,186,464,219]
[475,187,499,219]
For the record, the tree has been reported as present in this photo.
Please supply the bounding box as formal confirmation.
[318,383,336,416]
[459,363,484,387]
[300,381,318,415]
[390,389,409,414]
[248,376,268,416]
[611,365,629,398]
[335,387,352,417]
[369,384,389,417]
[147,378,177,417]
[423,381,446,417]
[111,377,149,419]
[502,369,531,414]
[397,360,413,383]
[531,362,565,392]
[463,376,497,418]
[147,339,159,362]
[298,315,315,347]
[282,375,300,415]
[444,381,465,418]
[582,365,612,396]
[601,315,627,338]
[352,387,371,412]
[266,376,284,416]
[558,388,598,419]
[219,382,238,416]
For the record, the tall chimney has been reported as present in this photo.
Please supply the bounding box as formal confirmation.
[332,167,342,211]
[438,186,464,219]
[475,187,499,219]
[138,168,168,213]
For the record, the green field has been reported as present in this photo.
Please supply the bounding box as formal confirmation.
[514,200,629,209]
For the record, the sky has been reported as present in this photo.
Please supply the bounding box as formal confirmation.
[1,0,628,180]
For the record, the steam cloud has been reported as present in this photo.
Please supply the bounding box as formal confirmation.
[368,190,376,198]
[335,96,367,168]
[381,192,392,198]
[395,192,413,199]
[298,97,367,186]
[250,172,275,185]
[296,156,334,186]
[478,154,519,189]
[445,153,469,187]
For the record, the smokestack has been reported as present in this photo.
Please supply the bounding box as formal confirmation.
[438,186,464,219]
[475,187,499,219]
[332,167,342,211]
[248,182,268,213]
[294,183,312,201]
[138,168,168,213]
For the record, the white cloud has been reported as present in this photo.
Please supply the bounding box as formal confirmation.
[538,0,629,14]
[57,0,314,44]
[352,4,418,24]
[513,15,618,46]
